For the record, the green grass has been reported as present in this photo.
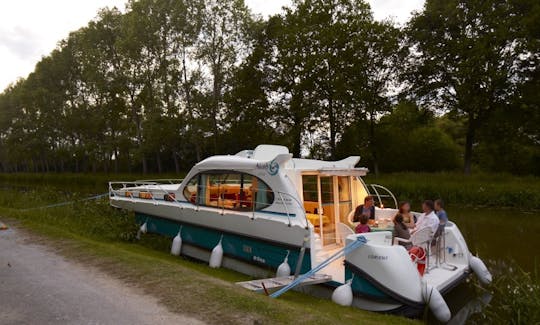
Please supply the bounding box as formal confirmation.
[366,172,540,210]
[0,185,413,325]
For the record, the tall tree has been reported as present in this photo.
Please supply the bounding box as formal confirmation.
[255,0,398,160]
[405,0,532,174]
[196,0,253,153]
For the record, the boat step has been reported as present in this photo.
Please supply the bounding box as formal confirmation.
[236,274,332,293]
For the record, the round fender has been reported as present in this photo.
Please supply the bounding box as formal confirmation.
[470,255,492,285]
[170,232,182,256]
[332,282,353,306]
[276,251,291,277]
[423,283,451,323]
[209,236,224,268]
[139,221,147,234]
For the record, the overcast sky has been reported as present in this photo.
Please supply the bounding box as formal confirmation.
[0,0,424,92]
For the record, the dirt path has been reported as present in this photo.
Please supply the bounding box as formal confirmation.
[0,226,205,325]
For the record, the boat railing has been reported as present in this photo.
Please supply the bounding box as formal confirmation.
[109,180,183,203]
[357,177,398,209]
[274,191,309,229]
[109,181,309,228]
[134,179,183,184]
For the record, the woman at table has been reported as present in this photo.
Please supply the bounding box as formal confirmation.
[353,196,375,222]
[396,201,415,229]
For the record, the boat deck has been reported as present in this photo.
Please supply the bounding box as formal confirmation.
[423,263,469,292]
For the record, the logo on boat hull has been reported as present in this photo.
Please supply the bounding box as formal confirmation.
[256,159,280,176]
[268,159,279,176]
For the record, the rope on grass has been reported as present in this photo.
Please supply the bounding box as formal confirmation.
[21,193,109,211]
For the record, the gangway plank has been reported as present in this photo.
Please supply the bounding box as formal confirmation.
[236,274,332,293]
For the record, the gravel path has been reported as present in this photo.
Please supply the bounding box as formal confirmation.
[0,226,205,325]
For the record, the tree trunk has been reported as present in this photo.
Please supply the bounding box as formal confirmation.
[173,152,180,174]
[464,117,476,175]
[368,110,379,176]
[142,155,148,174]
[156,152,162,174]
[328,95,336,159]
[212,71,220,154]
[291,116,303,158]
[114,149,119,174]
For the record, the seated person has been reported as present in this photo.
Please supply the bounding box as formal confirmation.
[353,196,375,222]
[355,214,371,234]
[434,199,448,226]
[397,201,415,228]
[412,200,439,234]
[393,214,411,248]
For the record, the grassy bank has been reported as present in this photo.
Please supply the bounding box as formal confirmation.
[0,186,411,325]
[366,172,540,211]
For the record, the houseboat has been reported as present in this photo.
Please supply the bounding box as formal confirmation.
[109,145,491,321]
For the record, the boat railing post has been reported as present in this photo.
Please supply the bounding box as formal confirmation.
[251,190,256,220]
[108,182,114,198]
[278,192,292,227]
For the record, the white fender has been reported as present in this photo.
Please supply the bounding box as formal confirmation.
[276,250,291,277]
[170,226,183,256]
[139,221,147,234]
[423,283,451,323]
[209,235,224,268]
[332,281,353,306]
[470,255,492,285]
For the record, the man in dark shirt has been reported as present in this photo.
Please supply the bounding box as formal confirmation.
[353,196,376,221]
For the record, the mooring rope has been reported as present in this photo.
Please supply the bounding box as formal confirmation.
[20,193,109,211]
[269,235,368,298]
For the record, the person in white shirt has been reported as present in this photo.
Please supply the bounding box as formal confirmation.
[412,200,439,234]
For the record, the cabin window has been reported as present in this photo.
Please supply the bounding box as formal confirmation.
[183,172,274,211]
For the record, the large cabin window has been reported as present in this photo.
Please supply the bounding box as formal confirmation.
[183,172,274,211]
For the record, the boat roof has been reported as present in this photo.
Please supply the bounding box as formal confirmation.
[194,144,368,176]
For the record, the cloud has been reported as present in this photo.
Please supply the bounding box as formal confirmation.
[368,0,425,24]
[0,0,126,92]
[0,26,43,61]
[245,0,291,17]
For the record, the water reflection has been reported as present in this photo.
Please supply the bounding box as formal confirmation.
[447,206,540,273]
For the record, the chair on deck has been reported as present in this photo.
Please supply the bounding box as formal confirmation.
[394,226,434,273]
[431,224,458,271]
[336,222,355,246]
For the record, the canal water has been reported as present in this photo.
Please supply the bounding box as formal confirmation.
[447,206,540,273]
[430,206,540,324]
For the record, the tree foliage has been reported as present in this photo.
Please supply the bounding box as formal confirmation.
[404,0,539,174]
[0,0,538,175]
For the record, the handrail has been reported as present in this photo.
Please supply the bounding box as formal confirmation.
[109,180,186,212]
[135,178,183,184]
[278,192,292,227]
[275,191,310,229]
[356,177,398,210]
[369,184,398,209]
[109,181,309,228]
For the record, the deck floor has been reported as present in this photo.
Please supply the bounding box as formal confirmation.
[423,263,469,291]
[316,244,346,283]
